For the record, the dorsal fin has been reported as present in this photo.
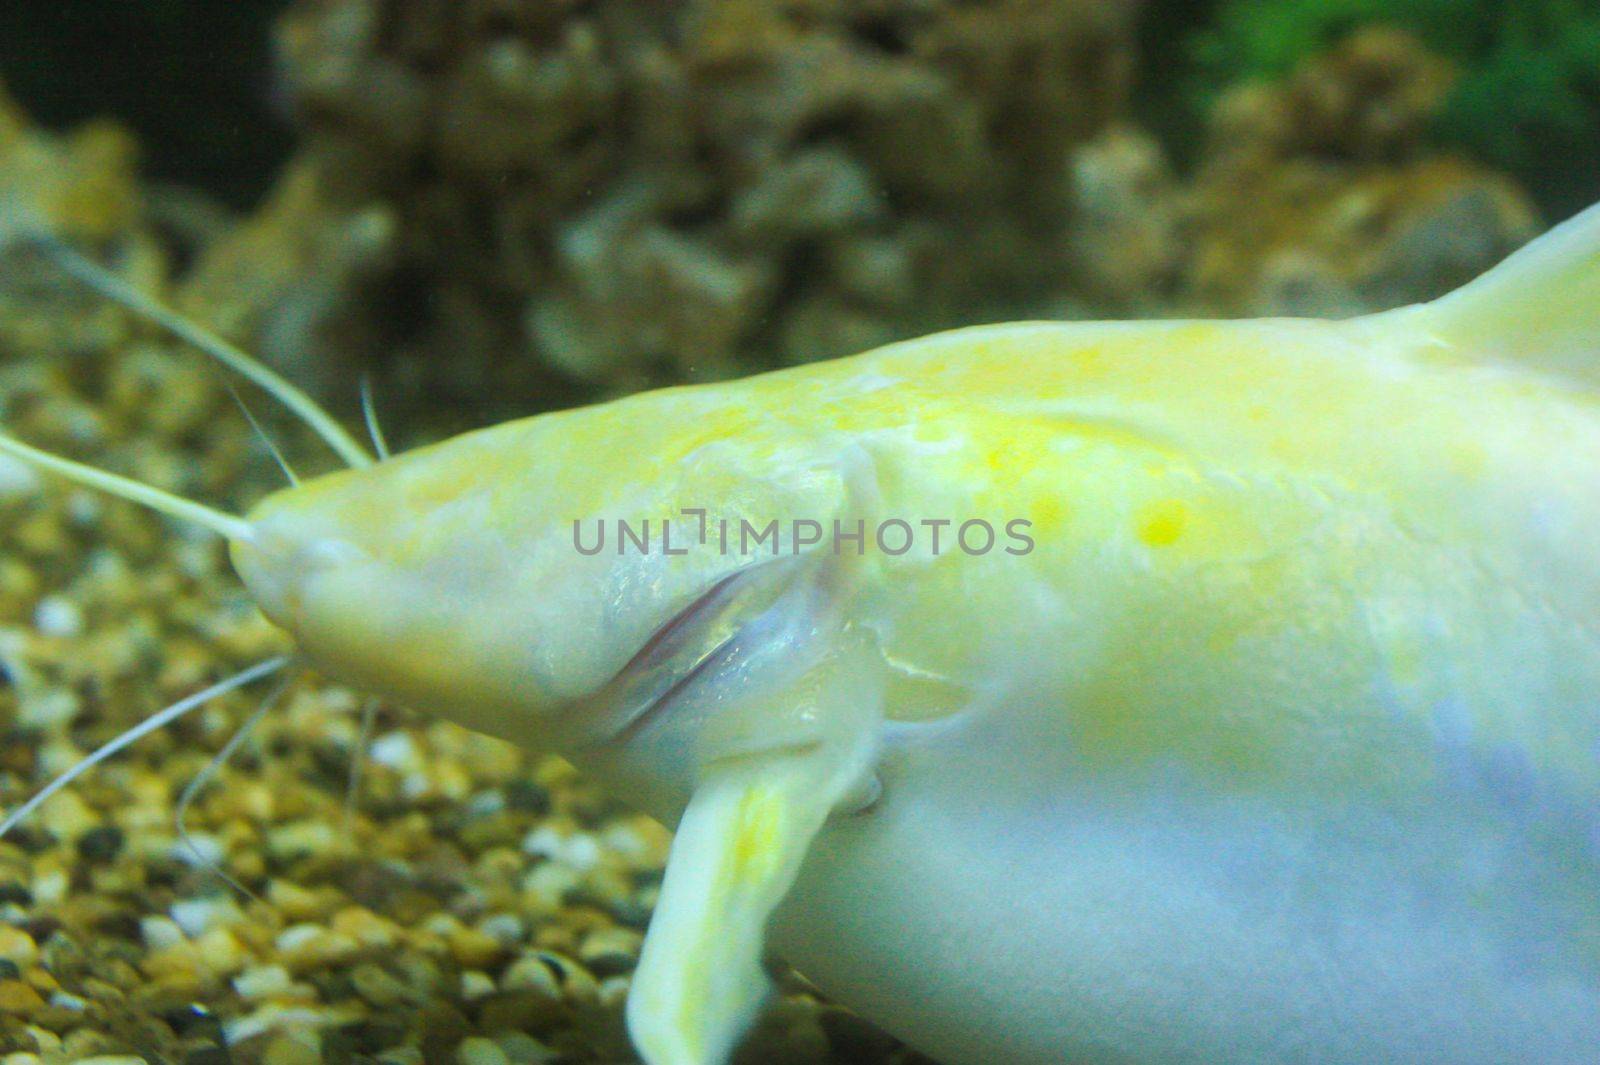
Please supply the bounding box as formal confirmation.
[1390,200,1600,388]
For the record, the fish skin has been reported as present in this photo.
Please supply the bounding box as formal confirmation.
[229,203,1600,1063]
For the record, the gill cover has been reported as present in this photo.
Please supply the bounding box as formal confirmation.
[575,554,886,1065]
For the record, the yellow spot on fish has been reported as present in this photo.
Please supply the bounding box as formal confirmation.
[1030,497,1066,532]
[731,787,784,884]
[1137,500,1188,547]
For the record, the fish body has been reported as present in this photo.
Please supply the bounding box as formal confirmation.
[14,203,1600,1063]
[249,301,1600,1062]
[739,316,1600,1064]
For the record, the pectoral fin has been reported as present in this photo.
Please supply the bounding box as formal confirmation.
[625,639,881,1065]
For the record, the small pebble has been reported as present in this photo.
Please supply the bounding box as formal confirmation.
[194,928,248,976]
[140,916,186,951]
[477,913,525,947]
[348,962,410,1007]
[459,970,496,1000]
[169,833,225,869]
[65,491,102,525]
[330,906,398,948]
[369,730,420,770]
[266,819,341,860]
[462,790,506,820]
[447,926,505,970]
[265,879,327,921]
[38,791,97,841]
[17,686,81,728]
[520,827,600,870]
[22,1027,59,1054]
[0,926,39,968]
[233,964,293,1000]
[262,1031,321,1065]
[499,954,563,999]
[0,453,39,498]
[169,896,242,938]
[519,862,581,908]
[31,870,66,907]
[578,926,641,976]
[275,925,360,971]
[224,1004,351,1045]
[596,975,630,1009]
[475,990,565,1033]
[0,979,45,1012]
[493,1032,559,1065]
[455,1037,510,1065]
[32,595,82,638]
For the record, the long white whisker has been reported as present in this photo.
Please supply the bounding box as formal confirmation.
[227,385,300,487]
[359,377,391,462]
[0,656,291,840]
[0,433,254,542]
[175,673,293,901]
[344,697,381,829]
[36,239,374,469]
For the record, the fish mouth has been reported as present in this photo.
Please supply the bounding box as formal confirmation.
[580,558,803,750]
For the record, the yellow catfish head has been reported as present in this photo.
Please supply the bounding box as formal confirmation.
[228,380,863,758]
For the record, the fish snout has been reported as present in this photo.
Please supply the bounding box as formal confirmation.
[229,519,369,633]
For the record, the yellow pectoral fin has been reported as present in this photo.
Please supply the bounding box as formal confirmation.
[625,760,833,1065]
[626,638,882,1065]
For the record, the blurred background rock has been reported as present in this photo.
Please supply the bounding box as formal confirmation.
[4,0,1594,437]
